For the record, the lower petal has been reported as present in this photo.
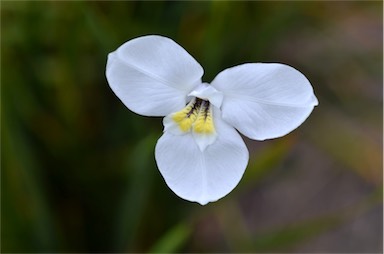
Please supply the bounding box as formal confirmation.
[155,113,249,205]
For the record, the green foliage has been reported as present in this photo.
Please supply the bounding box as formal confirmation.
[149,222,192,253]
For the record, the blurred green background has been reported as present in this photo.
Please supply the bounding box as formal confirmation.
[1,1,382,253]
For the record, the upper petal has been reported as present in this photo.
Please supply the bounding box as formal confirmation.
[188,83,224,108]
[155,108,249,205]
[106,35,204,116]
[211,63,318,140]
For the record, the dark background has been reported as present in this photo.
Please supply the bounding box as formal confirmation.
[1,1,383,253]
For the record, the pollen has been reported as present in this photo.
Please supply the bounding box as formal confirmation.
[172,105,193,122]
[193,111,215,134]
[171,98,215,134]
[173,111,197,132]
[172,99,199,132]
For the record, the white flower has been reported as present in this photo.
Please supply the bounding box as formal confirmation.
[106,35,318,205]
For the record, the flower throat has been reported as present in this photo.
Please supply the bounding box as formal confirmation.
[171,98,215,134]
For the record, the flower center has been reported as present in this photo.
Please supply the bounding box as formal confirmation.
[172,98,215,134]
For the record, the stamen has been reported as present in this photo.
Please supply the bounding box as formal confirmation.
[171,98,215,134]
[193,101,215,134]
[172,98,199,132]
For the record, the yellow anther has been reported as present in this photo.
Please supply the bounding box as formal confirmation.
[171,98,215,134]
[171,100,198,132]
[178,117,194,132]
[193,111,215,134]
[172,108,190,122]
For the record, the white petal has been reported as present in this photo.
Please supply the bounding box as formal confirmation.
[211,63,318,140]
[163,113,185,135]
[191,104,218,152]
[155,109,249,205]
[192,131,218,152]
[106,35,204,116]
[188,83,224,108]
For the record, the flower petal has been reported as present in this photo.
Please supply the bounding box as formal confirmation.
[106,35,204,116]
[191,103,218,152]
[211,63,318,140]
[155,108,249,205]
[188,83,224,108]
